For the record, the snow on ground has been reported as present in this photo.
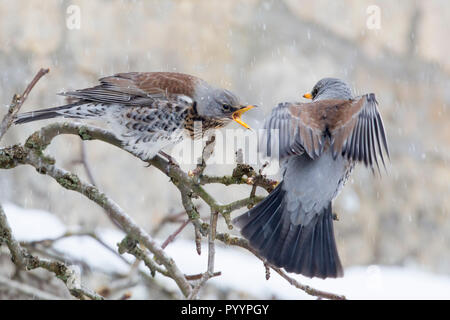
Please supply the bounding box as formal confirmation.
[3,202,450,299]
[52,232,132,275]
[2,203,66,241]
[160,240,450,300]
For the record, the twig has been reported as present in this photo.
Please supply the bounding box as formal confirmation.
[179,191,205,255]
[117,236,169,278]
[188,211,219,300]
[0,68,49,141]
[185,271,221,281]
[151,211,188,236]
[207,211,218,274]
[193,224,203,256]
[0,204,104,300]
[161,219,190,249]
[270,266,346,300]
[73,141,98,186]
[264,262,271,280]
[189,134,216,177]
[0,204,27,268]
[23,230,131,266]
[250,162,270,202]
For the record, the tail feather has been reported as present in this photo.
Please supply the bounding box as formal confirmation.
[233,182,343,279]
[244,187,285,248]
[14,102,100,125]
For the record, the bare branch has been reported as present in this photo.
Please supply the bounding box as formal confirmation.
[185,271,221,281]
[0,68,49,141]
[0,204,104,300]
[189,134,216,177]
[23,230,131,266]
[0,70,345,300]
[0,126,192,297]
[151,211,187,236]
[117,236,169,278]
[188,210,219,300]
[71,141,98,186]
[0,204,27,268]
[161,219,190,249]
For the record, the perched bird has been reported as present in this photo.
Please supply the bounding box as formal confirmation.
[233,78,389,279]
[14,72,254,160]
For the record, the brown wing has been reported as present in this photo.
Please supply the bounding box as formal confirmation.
[263,100,335,159]
[264,94,389,171]
[60,72,199,105]
[263,102,321,159]
[329,93,389,171]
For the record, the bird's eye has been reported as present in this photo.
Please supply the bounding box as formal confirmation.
[222,104,231,111]
[312,88,318,97]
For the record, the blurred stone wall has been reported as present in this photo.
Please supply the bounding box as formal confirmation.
[0,0,449,275]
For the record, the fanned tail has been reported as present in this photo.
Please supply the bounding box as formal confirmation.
[233,182,343,279]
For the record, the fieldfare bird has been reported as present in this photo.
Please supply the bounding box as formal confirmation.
[233,78,389,279]
[14,72,254,160]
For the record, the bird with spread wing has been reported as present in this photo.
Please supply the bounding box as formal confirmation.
[234,78,389,279]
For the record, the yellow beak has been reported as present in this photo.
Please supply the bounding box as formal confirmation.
[232,105,255,130]
[303,92,313,99]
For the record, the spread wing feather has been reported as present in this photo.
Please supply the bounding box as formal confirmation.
[262,94,389,171]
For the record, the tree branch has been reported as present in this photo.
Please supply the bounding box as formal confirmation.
[0,69,345,300]
[0,204,104,300]
[0,68,49,141]
[188,210,219,300]
[1,130,192,296]
[1,122,345,300]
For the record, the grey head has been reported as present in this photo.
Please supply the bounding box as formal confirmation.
[193,82,255,128]
[306,78,353,101]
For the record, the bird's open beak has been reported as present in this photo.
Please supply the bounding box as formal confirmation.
[232,105,256,130]
[303,92,313,99]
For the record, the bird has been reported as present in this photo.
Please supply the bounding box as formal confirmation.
[14,72,255,160]
[233,78,389,279]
